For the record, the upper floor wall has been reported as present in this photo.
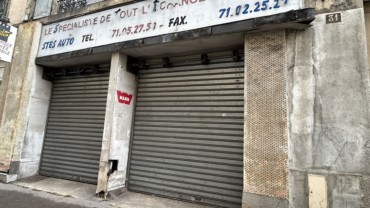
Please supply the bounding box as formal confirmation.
[33,0,137,21]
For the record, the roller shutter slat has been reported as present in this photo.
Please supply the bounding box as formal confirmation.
[129,180,241,204]
[132,136,242,148]
[52,89,108,95]
[47,118,104,124]
[47,122,104,128]
[138,62,243,74]
[44,138,102,146]
[131,160,243,178]
[42,150,101,160]
[130,166,242,184]
[139,67,243,79]
[132,141,242,154]
[138,79,244,88]
[134,126,243,136]
[131,150,242,166]
[51,98,108,103]
[50,106,107,111]
[138,84,244,93]
[52,94,109,99]
[134,111,243,118]
[50,102,107,107]
[137,90,243,98]
[54,76,109,83]
[136,96,243,102]
[42,155,99,164]
[134,116,243,124]
[132,145,242,159]
[47,114,105,120]
[130,175,242,197]
[135,106,243,113]
[43,142,102,151]
[133,131,242,142]
[134,121,243,130]
[53,85,109,92]
[138,73,244,83]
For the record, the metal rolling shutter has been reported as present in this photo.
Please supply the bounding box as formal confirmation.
[40,71,109,184]
[129,61,244,208]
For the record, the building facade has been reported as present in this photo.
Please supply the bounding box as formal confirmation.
[0,0,369,207]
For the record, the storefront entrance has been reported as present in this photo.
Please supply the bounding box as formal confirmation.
[39,65,109,184]
[128,51,244,207]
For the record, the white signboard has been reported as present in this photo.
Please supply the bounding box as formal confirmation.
[0,23,17,62]
[37,0,302,57]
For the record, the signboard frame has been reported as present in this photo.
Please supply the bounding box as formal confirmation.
[37,0,303,57]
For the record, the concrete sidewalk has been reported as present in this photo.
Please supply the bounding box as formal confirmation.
[9,176,209,208]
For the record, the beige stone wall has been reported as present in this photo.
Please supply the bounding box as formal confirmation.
[243,30,288,205]
[8,0,28,24]
[0,61,9,126]
[0,61,4,81]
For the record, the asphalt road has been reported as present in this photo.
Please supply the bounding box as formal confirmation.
[0,183,110,208]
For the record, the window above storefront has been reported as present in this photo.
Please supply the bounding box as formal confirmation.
[0,0,9,23]
[34,0,106,19]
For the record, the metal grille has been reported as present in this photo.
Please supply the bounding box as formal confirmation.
[0,0,9,21]
[128,62,244,208]
[244,30,288,199]
[58,0,87,13]
[40,72,109,184]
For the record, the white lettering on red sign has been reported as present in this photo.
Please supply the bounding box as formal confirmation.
[117,91,133,105]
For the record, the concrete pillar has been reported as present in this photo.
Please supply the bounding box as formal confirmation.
[243,30,289,208]
[0,21,51,182]
[96,53,137,194]
[18,65,52,179]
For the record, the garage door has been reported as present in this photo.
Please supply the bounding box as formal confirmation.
[40,66,109,184]
[128,55,244,207]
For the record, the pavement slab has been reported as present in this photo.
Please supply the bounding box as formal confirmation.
[6,176,210,208]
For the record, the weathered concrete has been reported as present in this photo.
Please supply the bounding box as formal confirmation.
[18,61,52,179]
[97,53,137,194]
[0,22,44,173]
[305,0,363,14]
[16,176,97,199]
[0,20,51,179]
[288,170,308,208]
[288,7,370,208]
[0,172,17,183]
[243,193,288,208]
[18,98,51,177]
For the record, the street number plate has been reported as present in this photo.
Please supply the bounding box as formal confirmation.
[326,13,342,24]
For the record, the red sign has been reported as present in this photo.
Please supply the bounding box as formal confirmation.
[117,91,133,105]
